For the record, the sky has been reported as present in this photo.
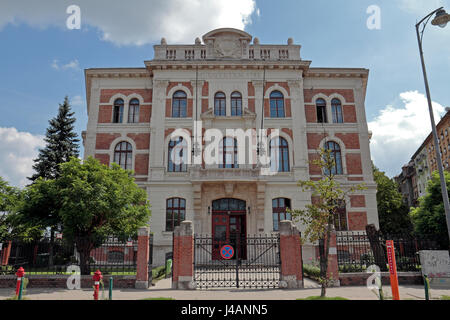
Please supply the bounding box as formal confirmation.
[0,0,449,187]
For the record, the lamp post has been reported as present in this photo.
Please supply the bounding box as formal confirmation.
[415,7,450,245]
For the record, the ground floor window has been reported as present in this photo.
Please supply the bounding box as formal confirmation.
[166,198,186,231]
[272,198,291,231]
[333,201,347,231]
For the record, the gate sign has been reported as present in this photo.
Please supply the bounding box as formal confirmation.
[220,245,234,260]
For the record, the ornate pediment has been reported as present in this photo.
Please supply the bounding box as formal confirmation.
[202,28,252,60]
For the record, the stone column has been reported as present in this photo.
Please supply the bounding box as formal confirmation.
[172,221,195,290]
[279,220,303,289]
[135,227,150,289]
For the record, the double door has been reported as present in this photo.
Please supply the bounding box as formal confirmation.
[212,213,247,260]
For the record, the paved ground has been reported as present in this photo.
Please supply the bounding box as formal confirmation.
[1,278,449,300]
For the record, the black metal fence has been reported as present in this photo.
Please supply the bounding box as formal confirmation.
[336,231,443,273]
[193,234,281,289]
[0,236,139,275]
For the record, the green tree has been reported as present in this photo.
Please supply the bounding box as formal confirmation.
[373,166,413,235]
[291,148,365,297]
[410,171,450,249]
[29,96,80,182]
[0,177,42,242]
[48,157,150,274]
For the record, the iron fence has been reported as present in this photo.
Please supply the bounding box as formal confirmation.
[336,231,443,273]
[0,236,139,275]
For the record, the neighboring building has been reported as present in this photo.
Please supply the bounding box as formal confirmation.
[395,161,417,208]
[82,28,379,266]
[398,109,450,207]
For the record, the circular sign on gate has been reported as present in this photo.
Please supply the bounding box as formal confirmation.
[220,245,234,260]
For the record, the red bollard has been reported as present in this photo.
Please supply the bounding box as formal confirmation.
[15,267,25,297]
[93,270,102,300]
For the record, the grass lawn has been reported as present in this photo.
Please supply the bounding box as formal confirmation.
[441,295,450,300]
[297,296,349,300]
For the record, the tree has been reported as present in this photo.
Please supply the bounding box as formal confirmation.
[373,166,413,235]
[52,157,150,274]
[0,177,42,242]
[29,96,80,182]
[291,148,365,297]
[410,171,450,249]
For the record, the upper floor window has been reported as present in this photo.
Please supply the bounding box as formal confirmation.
[166,198,186,232]
[168,137,187,172]
[128,99,140,123]
[270,137,290,172]
[172,91,187,118]
[270,91,285,118]
[231,92,243,116]
[331,98,343,123]
[214,92,226,116]
[272,198,291,231]
[114,141,132,170]
[219,137,238,169]
[316,98,327,123]
[324,141,343,175]
[113,99,124,123]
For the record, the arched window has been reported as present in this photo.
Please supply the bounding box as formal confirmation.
[128,98,140,123]
[333,200,347,231]
[214,92,226,116]
[231,91,242,116]
[172,91,187,118]
[272,198,291,231]
[113,99,124,123]
[324,141,343,175]
[331,98,343,123]
[270,137,290,172]
[114,141,132,170]
[168,137,188,172]
[270,91,285,118]
[316,98,327,123]
[166,198,186,231]
[219,137,238,168]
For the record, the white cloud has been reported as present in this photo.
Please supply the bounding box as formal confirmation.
[0,0,257,46]
[0,127,45,188]
[51,59,80,71]
[368,91,446,177]
[398,0,447,14]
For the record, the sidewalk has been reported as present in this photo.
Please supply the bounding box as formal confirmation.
[1,278,449,300]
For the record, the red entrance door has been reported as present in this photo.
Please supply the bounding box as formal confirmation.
[211,199,247,260]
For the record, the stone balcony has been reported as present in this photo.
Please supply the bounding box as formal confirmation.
[189,166,264,182]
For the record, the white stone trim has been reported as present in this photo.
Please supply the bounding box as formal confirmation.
[167,84,193,99]
[108,135,137,172]
[264,84,290,99]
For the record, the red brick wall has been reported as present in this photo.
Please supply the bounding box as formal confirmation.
[305,105,317,123]
[100,89,152,104]
[201,99,209,113]
[95,133,120,150]
[172,235,194,283]
[95,154,110,165]
[139,105,151,123]
[343,105,357,123]
[346,154,363,175]
[307,133,327,149]
[127,133,150,150]
[202,82,209,96]
[335,133,360,149]
[303,89,355,103]
[350,195,366,208]
[135,154,149,175]
[166,82,193,96]
[280,234,303,282]
[98,105,112,123]
[248,98,255,112]
[248,82,255,97]
[348,212,368,230]
[308,153,322,175]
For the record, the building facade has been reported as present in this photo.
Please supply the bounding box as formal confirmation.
[398,110,450,207]
[83,28,379,266]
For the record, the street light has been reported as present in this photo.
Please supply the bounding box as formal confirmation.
[416,7,450,247]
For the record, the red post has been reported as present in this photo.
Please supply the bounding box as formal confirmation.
[135,227,150,289]
[279,220,303,289]
[172,221,194,290]
[93,270,103,300]
[386,240,400,300]
[1,241,12,266]
[15,267,25,297]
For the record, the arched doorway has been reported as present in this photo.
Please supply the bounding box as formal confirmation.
[211,198,247,260]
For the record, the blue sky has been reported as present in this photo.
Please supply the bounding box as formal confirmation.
[0,0,449,186]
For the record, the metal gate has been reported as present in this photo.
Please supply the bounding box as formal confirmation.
[193,234,281,289]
